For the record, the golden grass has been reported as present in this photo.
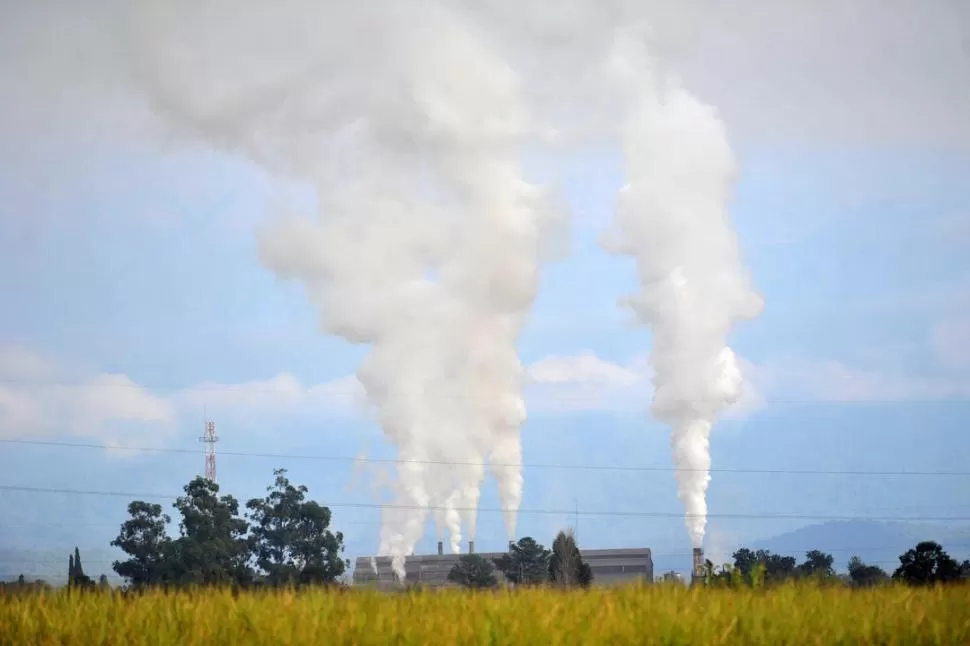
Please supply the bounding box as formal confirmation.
[1,583,968,645]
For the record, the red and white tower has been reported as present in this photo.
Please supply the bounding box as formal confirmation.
[200,419,219,482]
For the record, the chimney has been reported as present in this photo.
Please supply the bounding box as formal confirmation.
[691,547,704,581]
[468,540,475,554]
[437,541,443,556]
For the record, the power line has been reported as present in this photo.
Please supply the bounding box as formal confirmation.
[2,438,968,477]
[0,520,385,528]
[2,484,970,523]
[1,376,968,405]
[4,502,968,529]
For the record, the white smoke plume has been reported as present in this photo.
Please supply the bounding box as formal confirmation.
[603,30,763,548]
[3,0,774,574]
[118,2,558,582]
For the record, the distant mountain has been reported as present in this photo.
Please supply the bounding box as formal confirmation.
[750,521,970,573]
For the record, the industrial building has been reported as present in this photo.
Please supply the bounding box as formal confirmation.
[353,541,653,588]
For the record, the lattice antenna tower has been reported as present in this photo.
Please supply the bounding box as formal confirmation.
[200,418,219,482]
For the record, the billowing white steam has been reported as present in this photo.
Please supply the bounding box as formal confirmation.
[123,3,555,581]
[604,30,763,548]
[107,0,756,572]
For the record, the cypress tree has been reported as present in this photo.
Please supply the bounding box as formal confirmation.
[68,547,93,588]
[74,547,84,579]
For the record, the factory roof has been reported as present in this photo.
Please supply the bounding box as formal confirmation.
[352,546,653,588]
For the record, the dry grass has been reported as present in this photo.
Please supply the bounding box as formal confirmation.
[1,582,968,645]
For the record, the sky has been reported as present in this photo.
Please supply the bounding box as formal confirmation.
[1,0,970,581]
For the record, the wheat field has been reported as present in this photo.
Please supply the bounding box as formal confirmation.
[2,583,968,645]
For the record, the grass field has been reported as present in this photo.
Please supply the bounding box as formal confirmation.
[2,583,968,645]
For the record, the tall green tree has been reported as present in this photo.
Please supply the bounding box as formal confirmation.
[167,477,253,587]
[548,529,592,587]
[494,537,551,586]
[68,547,94,588]
[111,501,174,588]
[847,556,889,587]
[798,550,835,579]
[447,554,498,588]
[245,468,348,586]
[731,548,796,584]
[892,541,963,586]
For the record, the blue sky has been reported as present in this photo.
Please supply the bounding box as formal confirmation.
[2,0,970,583]
[2,133,969,583]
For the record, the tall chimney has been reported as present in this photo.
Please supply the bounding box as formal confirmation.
[691,547,704,582]
[468,540,475,554]
[437,541,443,556]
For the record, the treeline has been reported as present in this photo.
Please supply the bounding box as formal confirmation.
[698,543,970,588]
[105,468,349,590]
[0,468,349,593]
[3,467,970,594]
[445,531,594,589]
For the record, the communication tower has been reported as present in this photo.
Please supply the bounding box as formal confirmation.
[200,419,219,482]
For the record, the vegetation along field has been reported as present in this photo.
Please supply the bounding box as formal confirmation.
[2,583,968,645]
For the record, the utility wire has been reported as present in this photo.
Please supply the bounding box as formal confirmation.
[2,484,970,523]
[2,438,967,477]
[1,376,968,405]
[4,501,968,529]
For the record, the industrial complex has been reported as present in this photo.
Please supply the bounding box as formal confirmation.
[353,541,655,588]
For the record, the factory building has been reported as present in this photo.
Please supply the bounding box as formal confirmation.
[352,541,653,588]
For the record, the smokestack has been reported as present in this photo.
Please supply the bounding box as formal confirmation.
[437,541,443,556]
[468,540,475,554]
[605,31,763,553]
[692,547,704,582]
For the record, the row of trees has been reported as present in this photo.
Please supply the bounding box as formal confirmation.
[699,542,970,588]
[446,531,594,589]
[108,469,348,590]
[4,466,969,592]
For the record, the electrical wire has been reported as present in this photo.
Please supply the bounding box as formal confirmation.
[3,438,967,477]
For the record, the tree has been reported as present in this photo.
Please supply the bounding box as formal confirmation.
[167,477,253,587]
[111,501,173,588]
[447,554,498,588]
[493,537,551,586]
[731,548,796,585]
[892,541,963,586]
[798,550,835,579]
[703,561,740,588]
[548,529,593,587]
[847,556,889,587]
[246,468,348,587]
[731,548,758,578]
[98,574,111,590]
[68,547,94,588]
